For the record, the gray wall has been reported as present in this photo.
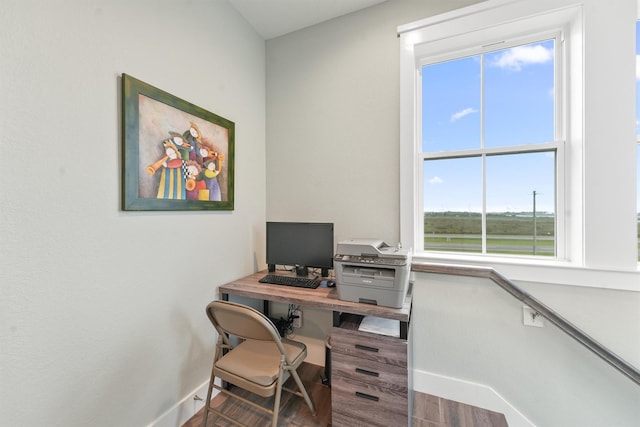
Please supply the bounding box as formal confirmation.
[0,1,265,425]
[266,0,485,242]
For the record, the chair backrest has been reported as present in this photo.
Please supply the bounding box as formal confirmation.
[206,300,282,343]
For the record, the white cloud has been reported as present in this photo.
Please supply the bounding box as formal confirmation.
[428,176,443,185]
[491,44,553,71]
[450,107,477,122]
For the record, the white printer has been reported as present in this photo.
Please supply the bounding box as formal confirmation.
[334,239,412,308]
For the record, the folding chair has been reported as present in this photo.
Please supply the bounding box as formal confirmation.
[201,300,316,427]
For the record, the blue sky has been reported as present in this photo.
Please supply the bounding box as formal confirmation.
[422,39,556,213]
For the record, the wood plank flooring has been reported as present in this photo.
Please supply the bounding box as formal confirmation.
[412,392,508,427]
[183,363,508,427]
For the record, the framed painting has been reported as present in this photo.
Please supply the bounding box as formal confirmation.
[121,73,234,211]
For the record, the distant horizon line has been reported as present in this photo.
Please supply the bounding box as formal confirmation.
[424,210,555,215]
[424,210,640,218]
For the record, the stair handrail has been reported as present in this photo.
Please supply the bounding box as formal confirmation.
[411,262,640,386]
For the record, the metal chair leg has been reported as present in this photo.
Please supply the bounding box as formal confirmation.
[290,369,316,416]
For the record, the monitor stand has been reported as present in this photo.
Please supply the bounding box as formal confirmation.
[295,265,309,276]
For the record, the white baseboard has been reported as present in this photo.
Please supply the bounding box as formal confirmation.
[147,380,219,427]
[150,370,534,427]
[413,369,536,427]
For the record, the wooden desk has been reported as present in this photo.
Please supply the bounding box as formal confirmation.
[218,271,412,338]
[218,271,413,426]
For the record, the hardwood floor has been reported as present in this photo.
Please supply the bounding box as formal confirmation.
[184,362,329,427]
[183,363,508,427]
[412,392,508,427]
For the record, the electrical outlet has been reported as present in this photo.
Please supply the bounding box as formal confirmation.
[523,305,544,327]
[293,309,302,328]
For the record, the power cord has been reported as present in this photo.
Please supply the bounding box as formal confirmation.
[272,304,300,337]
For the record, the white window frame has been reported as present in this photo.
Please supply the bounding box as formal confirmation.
[402,0,640,291]
[399,1,588,281]
[417,31,564,259]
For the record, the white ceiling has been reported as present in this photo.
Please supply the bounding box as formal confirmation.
[228,0,388,40]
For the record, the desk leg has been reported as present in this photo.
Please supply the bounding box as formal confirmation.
[333,311,340,327]
[263,300,270,317]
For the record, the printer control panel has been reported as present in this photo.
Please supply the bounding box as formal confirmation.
[334,254,407,266]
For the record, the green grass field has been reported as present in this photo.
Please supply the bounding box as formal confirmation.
[424,212,640,259]
[424,212,555,256]
[424,235,555,255]
[424,212,555,235]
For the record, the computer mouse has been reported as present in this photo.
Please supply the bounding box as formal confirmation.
[327,279,336,288]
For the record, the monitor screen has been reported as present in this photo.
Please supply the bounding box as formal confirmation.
[266,222,334,275]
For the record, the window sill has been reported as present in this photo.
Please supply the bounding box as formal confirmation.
[411,252,640,292]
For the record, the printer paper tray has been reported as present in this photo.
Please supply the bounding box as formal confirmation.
[341,265,395,289]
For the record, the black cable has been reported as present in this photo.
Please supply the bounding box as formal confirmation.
[283,304,300,337]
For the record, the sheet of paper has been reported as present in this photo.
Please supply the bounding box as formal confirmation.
[358,316,400,338]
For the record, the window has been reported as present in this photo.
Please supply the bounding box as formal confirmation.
[400,1,638,287]
[399,2,585,267]
[421,38,559,257]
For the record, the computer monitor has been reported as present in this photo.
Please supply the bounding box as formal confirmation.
[266,222,334,277]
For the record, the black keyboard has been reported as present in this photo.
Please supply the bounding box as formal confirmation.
[259,274,321,289]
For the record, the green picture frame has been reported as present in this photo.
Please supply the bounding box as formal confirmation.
[121,73,234,211]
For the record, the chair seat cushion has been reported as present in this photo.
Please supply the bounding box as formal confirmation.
[215,340,306,387]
